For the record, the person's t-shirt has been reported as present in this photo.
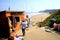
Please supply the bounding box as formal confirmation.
[21,21,27,29]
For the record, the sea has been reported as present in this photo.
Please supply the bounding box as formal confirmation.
[25,12,49,18]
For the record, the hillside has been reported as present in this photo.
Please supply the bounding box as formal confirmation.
[38,9,60,27]
[39,9,56,13]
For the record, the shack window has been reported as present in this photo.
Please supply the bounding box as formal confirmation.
[15,17,20,22]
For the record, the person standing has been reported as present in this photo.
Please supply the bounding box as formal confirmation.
[26,18,31,28]
[21,20,27,36]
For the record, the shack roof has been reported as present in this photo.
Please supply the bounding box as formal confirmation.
[0,10,24,13]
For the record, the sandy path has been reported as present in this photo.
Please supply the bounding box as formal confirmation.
[31,13,51,23]
[24,13,60,40]
[24,26,60,40]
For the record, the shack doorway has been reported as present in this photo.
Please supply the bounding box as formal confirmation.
[8,16,20,33]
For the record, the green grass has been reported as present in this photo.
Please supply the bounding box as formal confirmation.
[38,9,60,27]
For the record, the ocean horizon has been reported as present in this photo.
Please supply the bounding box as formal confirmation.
[25,12,49,18]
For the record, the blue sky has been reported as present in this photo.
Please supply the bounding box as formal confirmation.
[0,0,60,12]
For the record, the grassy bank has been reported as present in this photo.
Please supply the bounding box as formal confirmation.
[38,9,60,27]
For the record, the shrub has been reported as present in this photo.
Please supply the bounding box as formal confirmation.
[38,9,60,27]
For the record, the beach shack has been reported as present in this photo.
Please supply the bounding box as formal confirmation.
[0,10,25,38]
